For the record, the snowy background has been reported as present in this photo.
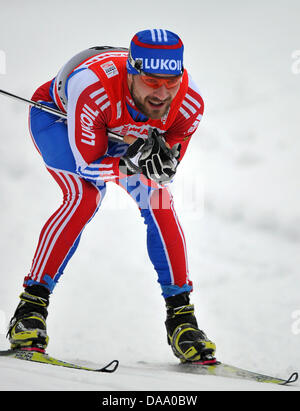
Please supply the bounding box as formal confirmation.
[0,0,300,391]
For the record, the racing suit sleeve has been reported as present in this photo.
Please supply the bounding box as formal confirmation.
[67,68,122,183]
[164,75,204,161]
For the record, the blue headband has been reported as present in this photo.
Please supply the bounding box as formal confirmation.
[127,29,184,76]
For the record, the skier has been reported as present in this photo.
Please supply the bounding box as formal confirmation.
[7,29,216,363]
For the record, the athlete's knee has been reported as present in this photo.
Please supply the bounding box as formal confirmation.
[67,182,103,216]
[83,182,105,211]
[149,187,172,211]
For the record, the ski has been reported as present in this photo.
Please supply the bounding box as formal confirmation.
[0,349,119,373]
[179,360,298,386]
[0,349,297,386]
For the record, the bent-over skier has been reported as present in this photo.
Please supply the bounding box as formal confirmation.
[7,29,216,363]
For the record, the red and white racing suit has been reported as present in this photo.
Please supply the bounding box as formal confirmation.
[24,48,204,298]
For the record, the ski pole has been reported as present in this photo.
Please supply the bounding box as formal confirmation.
[0,88,67,118]
[0,88,123,141]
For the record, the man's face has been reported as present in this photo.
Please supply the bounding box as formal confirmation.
[127,73,181,120]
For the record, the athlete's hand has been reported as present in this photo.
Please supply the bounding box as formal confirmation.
[120,137,145,175]
[138,128,181,185]
[123,134,171,149]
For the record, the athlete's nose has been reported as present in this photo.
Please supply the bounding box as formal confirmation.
[152,84,170,101]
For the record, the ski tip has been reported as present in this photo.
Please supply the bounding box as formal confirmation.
[281,372,299,385]
[98,359,119,373]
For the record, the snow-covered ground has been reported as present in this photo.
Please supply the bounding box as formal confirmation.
[0,0,300,391]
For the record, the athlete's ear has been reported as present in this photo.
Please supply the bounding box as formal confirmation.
[127,73,134,87]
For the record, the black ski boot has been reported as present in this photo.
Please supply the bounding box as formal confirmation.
[165,292,216,363]
[7,285,50,352]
